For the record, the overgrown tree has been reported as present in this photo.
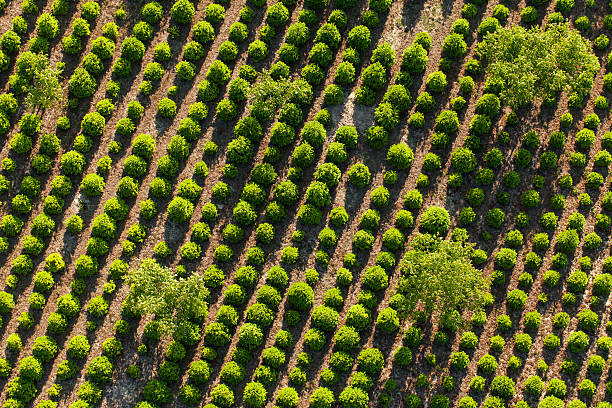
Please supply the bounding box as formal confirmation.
[26,61,62,112]
[398,233,490,327]
[479,23,599,109]
[20,52,62,112]
[124,258,209,335]
[248,70,311,122]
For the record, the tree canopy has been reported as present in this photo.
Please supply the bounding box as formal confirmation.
[21,52,62,112]
[248,70,312,121]
[27,62,62,112]
[479,23,599,109]
[398,234,490,327]
[124,258,209,335]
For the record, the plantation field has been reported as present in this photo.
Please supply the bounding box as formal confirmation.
[0,0,611,407]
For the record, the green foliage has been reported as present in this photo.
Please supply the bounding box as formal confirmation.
[443,33,467,59]
[244,382,267,408]
[420,206,450,235]
[347,25,371,51]
[125,259,208,337]
[480,24,599,108]
[399,234,489,326]
[287,282,314,312]
[142,379,171,405]
[348,163,371,187]
[362,62,387,90]
[311,387,335,408]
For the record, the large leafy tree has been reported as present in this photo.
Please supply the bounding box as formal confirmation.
[124,258,209,335]
[479,23,599,109]
[26,62,62,112]
[248,71,311,121]
[398,234,490,327]
[17,52,62,112]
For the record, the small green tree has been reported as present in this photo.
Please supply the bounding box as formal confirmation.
[399,233,490,327]
[124,258,208,336]
[479,23,599,109]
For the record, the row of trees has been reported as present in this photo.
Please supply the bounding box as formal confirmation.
[122,18,612,343]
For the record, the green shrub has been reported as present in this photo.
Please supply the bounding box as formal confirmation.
[140,1,163,23]
[586,172,604,190]
[220,361,245,386]
[478,354,497,375]
[300,121,325,149]
[369,0,392,12]
[507,289,527,310]
[244,382,267,408]
[79,0,100,20]
[556,229,579,253]
[227,22,248,45]
[18,356,42,382]
[310,387,335,408]
[187,360,210,385]
[363,126,388,150]
[347,25,371,51]
[216,99,238,122]
[451,147,477,173]
[478,16,500,36]
[362,62,387,90]
[593,274,612,296]
[305,182,330,209]
[237,323,263,351]
[356,86,375,108]
[156,98,177,119]
[352,229,374,250]
[371,42,395,69]
[587,354,605,374]
[426,71,447,93]
[574,128,595,151]
[205,61,231,86]
[374,103,399,131]
[170,0,195,24]
[356,348,384,376]
[443,33,467,58]
[489,375,515,400]
[187,103,208,123]
[376,307,399,332]
[142,379,171,405]
[361,266,388,292]
[400,43,428,74]
[287,282,314,312]
[346,163,371,187]
[386,143,414,170]
[484,208,505,228]
[577,309,599,332]
[30,336,58,364]
[167,197,194,223]
[419,206,450,235]
[80,173,105,197]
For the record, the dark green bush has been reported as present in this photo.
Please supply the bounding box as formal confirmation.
[287,282,314,312]
[347,25,371,51]
[443,33,467,59]
[361,62,386,90]
[420,206,450,235]
[267,2,289,26]
[348,163,371,187]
